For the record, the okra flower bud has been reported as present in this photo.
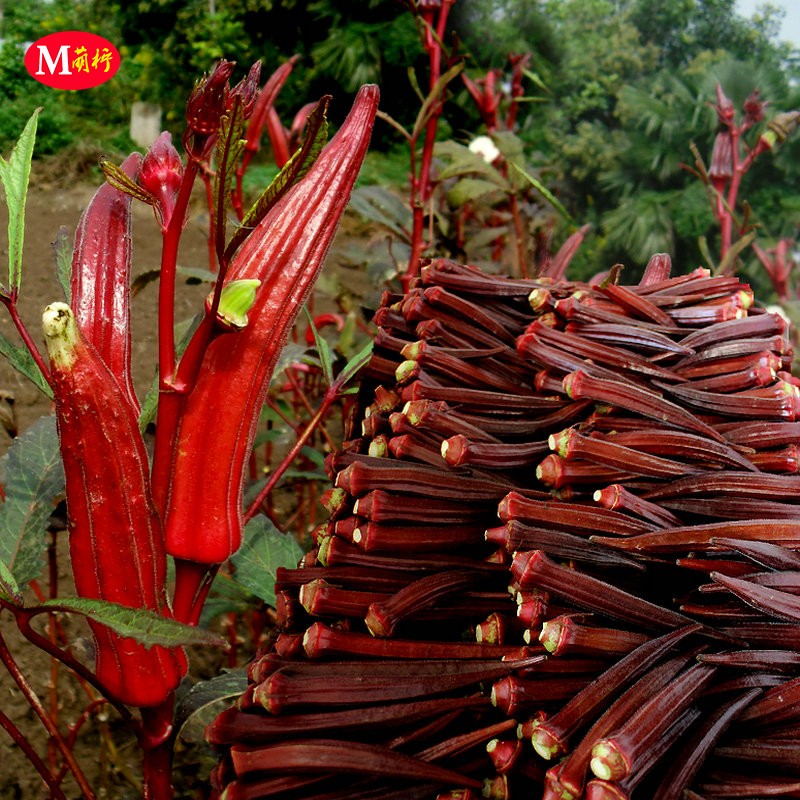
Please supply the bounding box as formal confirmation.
[139,131,183,229]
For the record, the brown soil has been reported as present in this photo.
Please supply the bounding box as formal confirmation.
[0,165,379,798]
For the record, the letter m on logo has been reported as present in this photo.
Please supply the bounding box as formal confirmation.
[36,44,71,76]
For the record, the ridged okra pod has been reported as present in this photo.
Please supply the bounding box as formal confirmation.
[43,303,186,707]
[164,85,379,567]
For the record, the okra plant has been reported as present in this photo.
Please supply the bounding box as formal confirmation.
[0,60,378,798]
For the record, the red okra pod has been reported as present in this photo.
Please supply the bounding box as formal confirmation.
[228,739,484,788]
[442,434,548,469]
[207,695,487,745]
[302,622,533,661]
[550,427,702,478]
[657,379,800,420]
[421,257,543,296]
[563,322,692,356]
[711,570,800,622]
[642,471,800,500]
[365,570,484,637]
[498,491,656,535]
[536,453,637,490]
[511,550,698,631]
[539,616,649,658]
[164,86,378,568]
[335,458,515,500]
[353,490,490,524]
[70,152,141,412]
[597,283,676,327]
[529,625,700,761]
[652,686,763,800]
[718,420,800,448]
[588,663,716,782]
[598,429,756,471]
[662,496,800,520]
[43,303,186,707]
[679,311,787,351]
[548,652,695,798]
[563,369,726,442]
[594,484,682,528]
[485,520,644,571]
[491,674,597,716]
[524,320,685,382]
[298,579,388,618]
[351,521,487,553]
[593,519,800,554]
[711,537,800,570]
[401,378,561,412]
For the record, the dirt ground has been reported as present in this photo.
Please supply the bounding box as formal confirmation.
[0,161,379,798]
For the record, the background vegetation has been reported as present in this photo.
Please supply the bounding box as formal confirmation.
[1,0,799,291]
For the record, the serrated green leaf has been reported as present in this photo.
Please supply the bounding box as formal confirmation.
[175,668,249,743]
[0,109,39,294]
[52,225,72,302]
[225,96,330,263]
[0,555,23,605]
[100,158,155,206]
[446,177,505,208]
[0,330,52,397]
[214,100,246,265]
[0,415,63,588]
[44,597,225,648]
[230,515,305,607]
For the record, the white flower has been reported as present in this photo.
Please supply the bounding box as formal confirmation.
[468,135,500,163]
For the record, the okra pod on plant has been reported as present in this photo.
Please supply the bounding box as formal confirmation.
[43,303,186,707]
[71,152,141,412]
[163,86,379,576]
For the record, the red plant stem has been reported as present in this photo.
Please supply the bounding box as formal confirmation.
[509,193,528,278]
[9,605,136,729]
[1,296,50,383]
[140,698,176,800]
[0,629,96,799]
[0,706,67,800]
[285,366,336,451]
[47,531,59,772]
[245,383,340,523]
[404,1,453,290]
[200,167,218,273]
[150,156,201,513]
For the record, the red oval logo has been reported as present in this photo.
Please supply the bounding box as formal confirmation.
[24,31,121,90]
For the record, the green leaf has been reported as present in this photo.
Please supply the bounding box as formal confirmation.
[303,307,334,386]
[0,109,39,294]
[52,225,72,302]
[336,338,373,388]
[446,177,505,208]
[412,62,464,140]
[0,555,23,605]
[0,415,64,588]
[716,231,757,277]
[175,669,249,743]
[0,330,52,397]
[44,597,225,648]
[230,515,305,607]
[508,161,574,224]
[224,96,330,263]
[213,99,246,263]
[100,158,155,206]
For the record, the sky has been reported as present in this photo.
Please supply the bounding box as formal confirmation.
[735,0,800,48]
